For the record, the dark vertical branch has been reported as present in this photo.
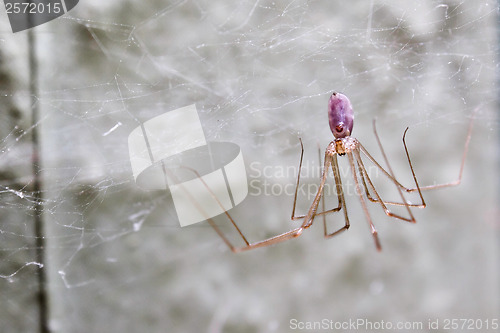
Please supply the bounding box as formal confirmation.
[28,28,49,333]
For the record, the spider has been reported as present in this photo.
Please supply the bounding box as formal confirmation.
[193,92,473,252]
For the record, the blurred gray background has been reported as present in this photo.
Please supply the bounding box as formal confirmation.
[0,0,498,332]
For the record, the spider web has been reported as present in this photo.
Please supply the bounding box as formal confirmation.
[0,0,498,332]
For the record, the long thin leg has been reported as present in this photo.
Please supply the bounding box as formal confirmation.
[324,154,350,238]
[357,139,426,208]
[347,152,382,251]
[315,142,347,237]
[229,150,335,252]
[358,111,474,208]
[368,120,425,208]
[357,157,421,208]
[360,113,475,207]
[404,111,474,191]
[357,141,423,197]
[170,166,307,252]
[291,139,341,220]
[357,149,424,208]
[354,149,416,223]
[362,121,419,217]
[290,138,305,220]
[320,147,327,235]
[222,224,305,253]
[179,149,333,252]
[292,146,349,238]
[165,166,251,246]
[301,150,333,228]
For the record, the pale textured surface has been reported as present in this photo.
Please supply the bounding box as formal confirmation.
[0,1,498,332]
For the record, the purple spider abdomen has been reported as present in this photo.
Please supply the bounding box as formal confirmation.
[328,92,354,138]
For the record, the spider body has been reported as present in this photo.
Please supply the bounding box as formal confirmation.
[328,92,354,138]
[197,92,473,252]
[332,137,357,156]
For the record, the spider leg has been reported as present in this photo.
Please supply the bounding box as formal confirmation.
[319,147,327,234]
[356,157,420,208]
[357,141,425,208]
[356,158,380,203]
[230,148,335,251]
[402,111,474,192]
[347,151,382,251]
[361,112,474,208]
[168,166,308,252]
[229,150,336,251]
[163,166,250,245]
[212,221,305,253]
[372,119,425,207]
[354,149,416,223]
[291,139,342,221]
[290,138,305,221]
[323,154,350,238]
[176,151,335,252]
[300,150,332,228]
[293,146,349,238]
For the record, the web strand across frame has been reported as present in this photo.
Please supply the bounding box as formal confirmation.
[0,1,497,332]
